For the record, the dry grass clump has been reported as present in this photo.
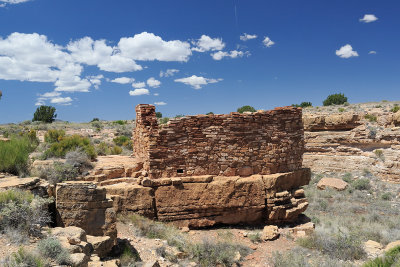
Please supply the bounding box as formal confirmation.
[120,214,252,267]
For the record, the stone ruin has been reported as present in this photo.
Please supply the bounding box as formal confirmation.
[98,104,311,228]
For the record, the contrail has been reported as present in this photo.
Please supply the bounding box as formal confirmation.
[233,0,238,28]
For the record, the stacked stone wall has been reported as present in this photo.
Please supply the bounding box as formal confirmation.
[133,104,304,179]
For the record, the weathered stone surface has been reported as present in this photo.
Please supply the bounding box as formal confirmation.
[88,155,144,180]
[364,240,383,258]
[87,235,114,258]
[143,260,161,267]
[303,113,361,131]
[56,182,117,242]
[134,104,304,179]
[70,253,90,267]
[317,178,348,191]
[261,225,279,241]
[385,240,400,252]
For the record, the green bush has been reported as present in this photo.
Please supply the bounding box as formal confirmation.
[96,142,123,156]
[44,129,65,143]
[365,114,378,122]
[237,105,256,113]
[38,162,78,185]
[292,102,312,108]
[390,105,400,113]
[2,248,48,267]
[32,105,57,123]
[113,135,132,148]
[160,117,170,124]
[156,112,163,118]
[0,135,37,176]
[114,120,126,125]
[323,93,348,106]
[338,107,345,112]
[381,192,392,201]
[91,118,99,122]
[0,189,34,206]
[352,178,371,191]
[37,237,71,265]
[206,112,214,115]
[44,134,96,160]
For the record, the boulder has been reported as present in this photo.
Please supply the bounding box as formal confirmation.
[143,260,161,267]
[317,178,348,191]
[385,240,400,252]
[87,235,114,258]
[261,225,279,241]
[70,253,90,267]
[364,240,383,258]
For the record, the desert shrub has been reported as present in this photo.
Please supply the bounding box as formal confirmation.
[91,121,103,132]
[37,237,71,265]
[381,192,392,201]
[96,142,123,156]
[363,245,400,267]
[38,162,79,185]
[2,248,48,267]
[44,129,65,143]
[297,230,365,261]
[342,173,353,183]
[156,112,162,118]
[44,134,96,160]
[248,232,261,243]
[338,107,345,112]
[365,114,378,122]
[32,105,57,123]
[65,149,92,171]
[390,105,400,113]
[272,248,309,267]
[375,105,382,108]
[206,112,214,115]
[0,190,51,238]
[292,102,312,108]
[323,93,348,106]
[190,238,252,267]
[352,178,371,191]
[0,135,37,176]
[374,149,385,161]
[91,118,99,122]
[113,135,132,148]
[237,105,256,113]
[160,117,170,124]
[114,120,126,125]
[120,244,141,266]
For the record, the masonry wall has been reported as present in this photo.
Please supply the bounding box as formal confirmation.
[133,104,304,179]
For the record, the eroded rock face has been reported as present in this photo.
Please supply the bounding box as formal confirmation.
[317,178,348,191]
[56,182,117,242]
[303,112,400,182]
[101,169,311,227]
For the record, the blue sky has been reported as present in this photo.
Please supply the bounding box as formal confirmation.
[0,0,399,123]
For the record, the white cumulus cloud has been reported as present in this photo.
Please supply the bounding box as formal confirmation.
[212,50,247,60]
[174,75,223,89]
[154,101,167,106]
[263,36,275,47]
[0,0,31,7]
[160,69,179,78]
[192,35,225,52]
[368,51,377,55]
[132,81,146,88]
[147,77,161,88]
[119,32,192,62]
[50,96,73,105]
[240,33,257,41]
[360,14,378,23]
[129,88,149,96]
[336,44,359,58]
[110,77,135,84]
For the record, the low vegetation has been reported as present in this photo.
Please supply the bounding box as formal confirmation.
[0,133,38,176]
[365,114,378,122]
[37,237,72,265]
[44,134,96,160]
[237,105,256,113]
[292,102,312,108]
[363,245,400,267]
[323,93,348,106]
[120,214,252,266]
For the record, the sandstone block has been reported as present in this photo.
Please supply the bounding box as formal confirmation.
[317,178,348,191]
[70,253,90,267]
[385,240,400,252]
[262,225,279,241]
[87,235,114,258]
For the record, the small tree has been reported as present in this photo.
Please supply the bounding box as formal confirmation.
[237,105,256,113]
[206,112,214,115]
[32,105,57,123]
[323,93,348,106]
[156,112,163,118]
[292,102,312,108]
[0,90,2,100]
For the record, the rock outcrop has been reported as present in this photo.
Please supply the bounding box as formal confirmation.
[303,112,400,182]
[101,168,311,227]
[56,182,117,242]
